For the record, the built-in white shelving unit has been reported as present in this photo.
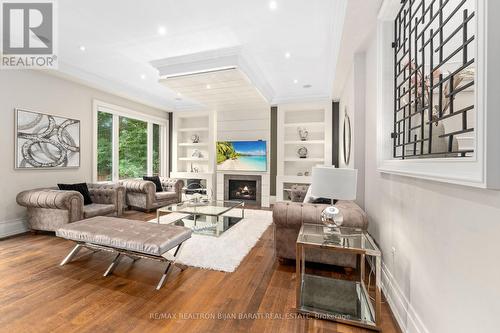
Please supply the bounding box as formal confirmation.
[283,157,325,162]
[178,157,209,161]
[283,121,325,128]
[177,127,209,132]
[276,101,332,201]
[171,111,216,198]
[284,140,325,145]
[178,142,209,147]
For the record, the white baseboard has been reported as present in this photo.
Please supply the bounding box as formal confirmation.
[381,262,430,333]
[0,217,28,238]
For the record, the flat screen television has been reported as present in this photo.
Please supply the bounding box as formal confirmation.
[216,140,267,172]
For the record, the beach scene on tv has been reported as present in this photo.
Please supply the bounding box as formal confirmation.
[217,141,267,172]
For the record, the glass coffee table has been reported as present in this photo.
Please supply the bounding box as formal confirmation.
[157,200,244,237]
[296,224,381,330]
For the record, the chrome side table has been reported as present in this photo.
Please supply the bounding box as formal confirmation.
[296,224,382,330]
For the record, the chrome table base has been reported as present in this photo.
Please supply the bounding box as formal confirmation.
[59,242,186,290]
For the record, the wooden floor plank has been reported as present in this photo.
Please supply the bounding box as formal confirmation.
[0,210,401,333]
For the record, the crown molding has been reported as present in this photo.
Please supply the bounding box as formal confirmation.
[53,61,175,112]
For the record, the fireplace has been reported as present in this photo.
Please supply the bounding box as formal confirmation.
[229,180,257,201]
[224,174,261,206]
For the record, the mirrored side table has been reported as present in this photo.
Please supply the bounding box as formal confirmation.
[296,224,382,331]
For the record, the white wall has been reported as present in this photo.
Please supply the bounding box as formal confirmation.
[217,109,270,141]
[216,108,270,174]
[339,71,353,169]
[0,70,168,237]
[339,54,366,208]
[216,108,271,207]
[360,33,500,333]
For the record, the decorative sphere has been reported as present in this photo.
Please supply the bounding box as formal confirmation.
[321,206,343,228]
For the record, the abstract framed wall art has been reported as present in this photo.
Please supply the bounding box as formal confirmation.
[15,108,80,169]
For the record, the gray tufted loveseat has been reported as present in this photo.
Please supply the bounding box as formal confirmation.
[273,200,368,268]
[120,177,184,212]
[16,183,126,232]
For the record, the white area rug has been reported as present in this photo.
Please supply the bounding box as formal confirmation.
[148,209,273,272]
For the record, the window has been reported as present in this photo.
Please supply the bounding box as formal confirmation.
[97,111,113,181]
[118,117,148,179]
[392,0,476,159]
[153,123,160,176]
[93,101,167,182]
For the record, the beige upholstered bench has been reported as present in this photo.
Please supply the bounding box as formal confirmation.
[56,216,192,290]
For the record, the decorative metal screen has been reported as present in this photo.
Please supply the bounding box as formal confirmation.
[393,0,475,159]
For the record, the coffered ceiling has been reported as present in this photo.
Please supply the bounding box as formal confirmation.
[160,68,269,112]
[55,0,347,111]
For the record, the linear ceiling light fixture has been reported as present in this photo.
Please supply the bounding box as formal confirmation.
[162,66,237,79]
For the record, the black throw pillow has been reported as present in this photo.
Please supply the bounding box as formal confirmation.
[143,176,163,192]
[312,197,334,204]
[57,183,93,205]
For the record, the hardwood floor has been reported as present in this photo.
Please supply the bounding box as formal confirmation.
[0,210,401,333]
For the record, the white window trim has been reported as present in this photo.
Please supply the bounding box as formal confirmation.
[92,99,168,182]
[376,0,500,189]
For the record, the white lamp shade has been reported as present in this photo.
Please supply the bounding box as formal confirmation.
[311,166,357,200]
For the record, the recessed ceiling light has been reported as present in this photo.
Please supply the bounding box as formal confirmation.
[157,26,167,35]
[284,52,291,59]
[140,74,146,80]
[79,45,86,51]
[177,92,182,97]
[303,84,312,89]
[206,84,211,89]
[293,79,298,84]
[269,1,277,10]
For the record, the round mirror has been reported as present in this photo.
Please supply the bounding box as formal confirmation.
[343,109,351,165]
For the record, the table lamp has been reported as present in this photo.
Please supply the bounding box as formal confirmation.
[311,166,357,230]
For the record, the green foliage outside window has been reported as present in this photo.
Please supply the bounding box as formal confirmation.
[119,116,147,179]
[153,123,160,176]
[97,112,112,181]
[97,112,162,180]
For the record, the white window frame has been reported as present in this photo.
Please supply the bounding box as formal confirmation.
[376,0,500,189]
[92,100,168,182]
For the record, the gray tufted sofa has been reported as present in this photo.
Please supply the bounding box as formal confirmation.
[273,201,368,268]
[16,183,125,232]
[120,178,184,212]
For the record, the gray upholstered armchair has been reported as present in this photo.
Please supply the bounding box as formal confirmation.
[16,183,125,232]
[121,178,183,212]
[273,201,368,268]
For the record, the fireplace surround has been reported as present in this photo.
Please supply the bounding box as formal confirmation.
[224,174,261,206]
